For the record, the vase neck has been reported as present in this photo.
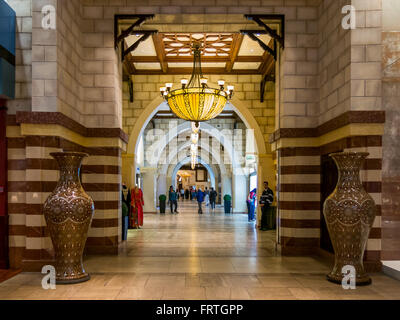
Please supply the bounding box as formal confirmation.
[59,166,82,184]
[331,153,367,191]
[336,168,363,190]
[51,153,86,186]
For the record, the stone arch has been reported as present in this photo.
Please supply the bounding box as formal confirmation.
[171,157,217,189]
[160,139,228,177]
[147,121,235,169]
[127,95,267,159]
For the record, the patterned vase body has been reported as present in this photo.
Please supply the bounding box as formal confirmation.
[323,152,376,285]
[43,152,94,284]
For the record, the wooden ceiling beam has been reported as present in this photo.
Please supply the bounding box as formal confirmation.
[152,33,168,73]
[123,58,136,75]
[131,67,262,75]
[127,55,263,63]
[226,33,244,72]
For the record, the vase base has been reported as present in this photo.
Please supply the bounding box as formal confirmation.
[56,273,91,285]
[326,274,372,286]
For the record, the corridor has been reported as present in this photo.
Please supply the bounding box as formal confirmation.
[1,202,400,300]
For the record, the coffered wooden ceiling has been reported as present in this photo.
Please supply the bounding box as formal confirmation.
[124,32,274,75]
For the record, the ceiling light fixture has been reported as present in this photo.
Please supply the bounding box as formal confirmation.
[160,42,234,126]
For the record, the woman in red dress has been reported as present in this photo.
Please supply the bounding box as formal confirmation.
[131,186,144,229]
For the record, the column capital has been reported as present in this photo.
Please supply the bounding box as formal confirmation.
[259,153,273,159]
[140,167,158,173]
[122,153,135,159]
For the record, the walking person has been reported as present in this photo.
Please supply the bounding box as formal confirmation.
[197,187,205,214]
[168,186,179,214]
[260,181,274,231]
[247,188,257,222]
[204,187,210,206]
[209,187,217,211]
[180,188,185,201]
[190,187,195,201]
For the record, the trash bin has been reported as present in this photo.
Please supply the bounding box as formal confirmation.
[223,194,232,214]
[159,194,166,214]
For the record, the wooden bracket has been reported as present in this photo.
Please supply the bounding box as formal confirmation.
[114,14,154,48]
[241,30,276,60]
[121,30,157,61]
[128,77,134,103]
[240,14,285,62]
[244,15,284,48]
[260,73,275,103]
[114,14,158,61]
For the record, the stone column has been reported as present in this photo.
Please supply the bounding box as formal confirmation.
[232,168,248,213]
[221,174,232,204]
[141,167,157,213]
[166,176,172,191]
[122,153,135,188]
[156,174,167,206]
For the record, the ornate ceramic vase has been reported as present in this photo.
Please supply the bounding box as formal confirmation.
[43,152,94,284]
[323,152,376,285]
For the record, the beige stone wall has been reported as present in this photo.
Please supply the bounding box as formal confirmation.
[350,0,382,113]
[27,0,123,128]
[279,3,319,129]
[56,0,84,122]
[29,0,58,113]
[317,0,383,125]
[5,0,32,114]
[317,0,351,125]
[80,3,123,128]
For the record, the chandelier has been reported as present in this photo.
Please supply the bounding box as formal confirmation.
[160,42,234,125]
[190,143,198,170]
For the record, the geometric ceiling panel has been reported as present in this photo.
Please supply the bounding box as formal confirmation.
[130,36,157,56]
[238,34,267,56]
[163,33,234,57]
[124,32,274,75]
[167,62,226,68]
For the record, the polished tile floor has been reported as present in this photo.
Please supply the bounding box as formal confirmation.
[1,201,400,300]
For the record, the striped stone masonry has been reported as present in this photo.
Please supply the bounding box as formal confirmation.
[278,147,321,255]
[6,115,124,270]
[276,134,383,270]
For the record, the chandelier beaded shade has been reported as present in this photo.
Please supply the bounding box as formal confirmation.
[190,143,198,169]
[160,42,234,124]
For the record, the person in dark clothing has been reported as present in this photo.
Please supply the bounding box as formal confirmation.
[209,187,217,210]
[185,188,189,199]
[197,188,205,214]
[260,181,274,231]
[168,186,179,214]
